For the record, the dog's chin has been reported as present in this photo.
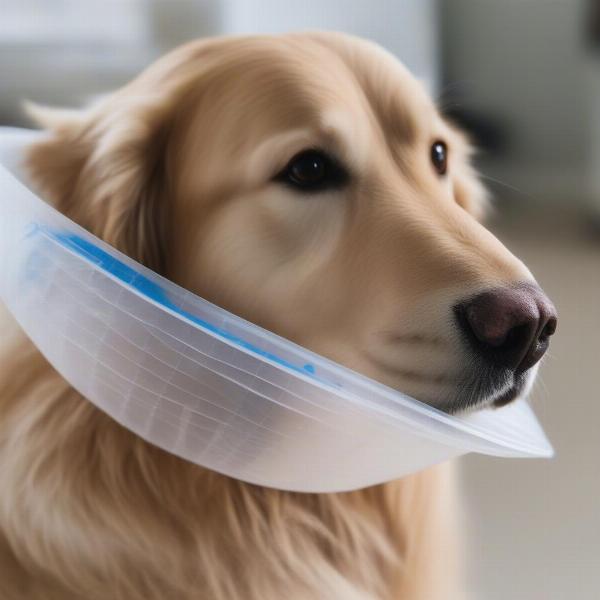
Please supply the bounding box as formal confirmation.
[357,352,538,415]
[439,367,538,415]
[491,379,526,408]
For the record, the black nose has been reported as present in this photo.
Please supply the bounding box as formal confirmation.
[455,283,557,372]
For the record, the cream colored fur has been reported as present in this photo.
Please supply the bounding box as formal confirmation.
[0,32,533,599]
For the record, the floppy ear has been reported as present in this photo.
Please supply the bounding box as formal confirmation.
[25,96,172,275]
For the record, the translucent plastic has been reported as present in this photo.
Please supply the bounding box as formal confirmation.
[0,128,553,492]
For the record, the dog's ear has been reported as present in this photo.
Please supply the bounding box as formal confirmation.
[25,95,172,275]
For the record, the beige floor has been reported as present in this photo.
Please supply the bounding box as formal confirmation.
[461,206,600,600]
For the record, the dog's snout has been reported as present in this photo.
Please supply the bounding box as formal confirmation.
[455,283,557,372]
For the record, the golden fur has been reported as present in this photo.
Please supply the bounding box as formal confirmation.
[0,33,534,599]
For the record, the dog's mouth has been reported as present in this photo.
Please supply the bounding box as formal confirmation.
[491,375,527,408]
[363,346,534,414]
[441,367,531,414]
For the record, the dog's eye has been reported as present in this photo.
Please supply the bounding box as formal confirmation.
[431,141,448,176]
[276,150,348,193]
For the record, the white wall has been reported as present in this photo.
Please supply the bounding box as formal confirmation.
[0,0,440,123]
[221,0,440,94]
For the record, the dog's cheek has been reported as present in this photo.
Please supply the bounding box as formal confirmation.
[176,188,351,340]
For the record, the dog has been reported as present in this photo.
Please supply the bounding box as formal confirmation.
[0,32,556,599]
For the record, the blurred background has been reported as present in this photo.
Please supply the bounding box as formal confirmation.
[0,1,598,598]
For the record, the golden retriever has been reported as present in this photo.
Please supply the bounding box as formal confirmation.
[0,32,556,600]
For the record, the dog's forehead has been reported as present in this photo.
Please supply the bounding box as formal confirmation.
[203,34,439,137]
[176,33,453,179]
[216,45,364,123]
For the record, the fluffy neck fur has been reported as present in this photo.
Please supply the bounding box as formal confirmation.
[0,318,458,600]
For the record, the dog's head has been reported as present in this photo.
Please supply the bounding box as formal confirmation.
[26,32,556,413]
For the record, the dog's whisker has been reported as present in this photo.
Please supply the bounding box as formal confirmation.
[479,173,538,201]
[434,78,477,104]
[529,374,551,422]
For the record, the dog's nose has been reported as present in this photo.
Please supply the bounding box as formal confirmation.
[455,284,557,372]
